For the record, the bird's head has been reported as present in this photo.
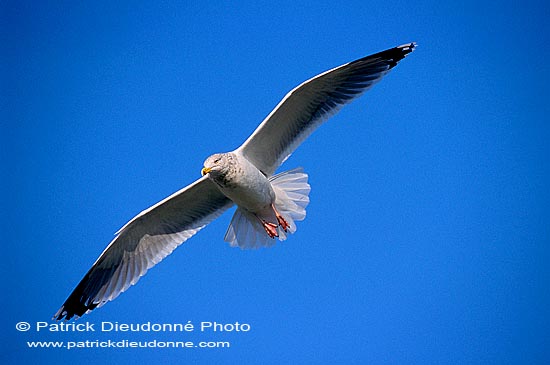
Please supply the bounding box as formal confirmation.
[201,153,231,178]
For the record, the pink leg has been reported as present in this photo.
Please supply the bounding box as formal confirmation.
[272,204,290,232]
[260,220,279,238]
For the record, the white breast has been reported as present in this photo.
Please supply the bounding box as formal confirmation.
[215,153,275,214]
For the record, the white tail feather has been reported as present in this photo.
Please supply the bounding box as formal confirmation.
[224,168,310,249]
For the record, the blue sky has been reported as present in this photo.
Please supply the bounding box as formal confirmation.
[3,0,549,364]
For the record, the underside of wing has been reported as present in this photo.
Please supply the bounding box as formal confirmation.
[237,43,416,176]
[54,176,233,320]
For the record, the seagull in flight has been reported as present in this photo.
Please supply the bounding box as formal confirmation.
[55,43,416,320]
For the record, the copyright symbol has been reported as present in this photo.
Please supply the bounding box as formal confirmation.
[16,322,31,332]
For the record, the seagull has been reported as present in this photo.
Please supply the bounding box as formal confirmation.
[55,43,416,320]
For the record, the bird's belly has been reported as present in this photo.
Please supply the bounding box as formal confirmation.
[218,173,275,214]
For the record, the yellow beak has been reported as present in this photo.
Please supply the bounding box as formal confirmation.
[201,167,211,176]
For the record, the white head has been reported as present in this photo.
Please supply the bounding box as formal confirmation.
[201,153,232,178]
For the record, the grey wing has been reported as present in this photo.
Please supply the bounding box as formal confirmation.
[54,176,233,320]
[237,43,416,176]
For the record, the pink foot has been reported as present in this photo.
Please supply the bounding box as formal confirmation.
[262,221,279,238]
[272,204,290,232]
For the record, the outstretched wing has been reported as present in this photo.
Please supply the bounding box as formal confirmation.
[237,43,416,176]
[54,176,233,320]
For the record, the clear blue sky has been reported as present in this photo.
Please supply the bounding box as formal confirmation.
[3,1,549,364]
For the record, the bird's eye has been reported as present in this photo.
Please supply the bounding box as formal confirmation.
[214,158,220,164]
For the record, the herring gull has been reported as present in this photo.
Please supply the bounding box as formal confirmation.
[55,43,416,320]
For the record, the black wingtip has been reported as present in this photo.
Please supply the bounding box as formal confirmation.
[389,42,417,63]
[53,298,98,321]
[53,276,101,321]
[350,42,417,71]
[375,42,417,69]
[397,42,417,55]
